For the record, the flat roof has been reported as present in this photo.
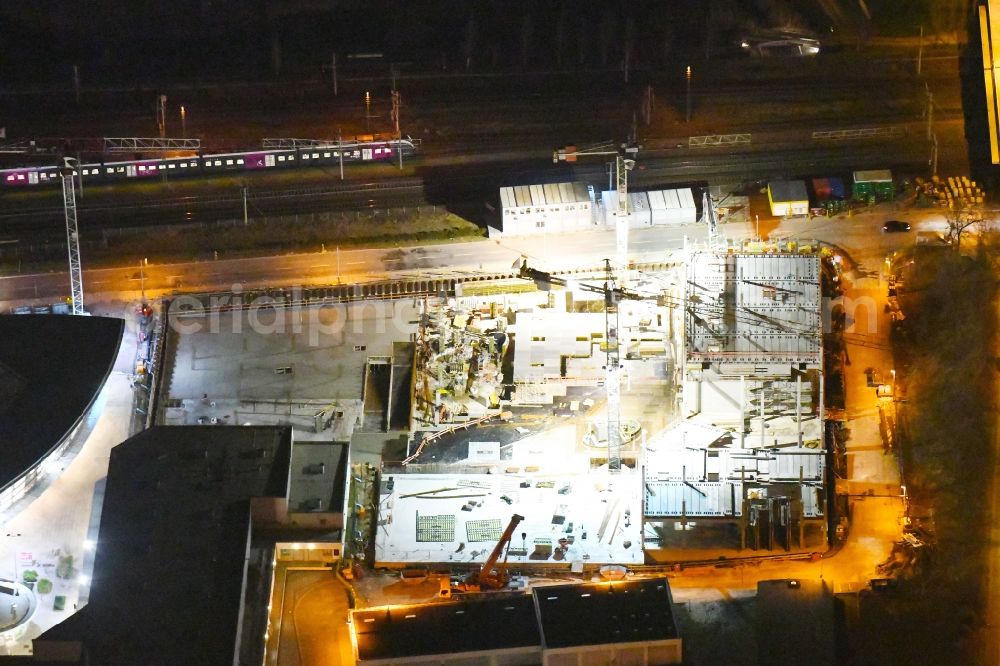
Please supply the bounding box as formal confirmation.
[374,470,645,566]
[500,182,590,209]
[288,441,348,514]
[160,298,419,432]
[353,578,680,661]
[853,169,892,183]
[767,180,809,203]
[756,579,835,666]
[536,578,679,648]
[0,315,122,490]
[38,426,292,665]
[353,594,541,661]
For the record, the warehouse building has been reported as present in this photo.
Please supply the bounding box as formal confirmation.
[352,578,682,665]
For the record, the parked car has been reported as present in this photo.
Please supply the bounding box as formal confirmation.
[882,220,911,233]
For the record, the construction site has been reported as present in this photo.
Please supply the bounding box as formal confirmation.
[370,251,827,570]
[151,246,829,573]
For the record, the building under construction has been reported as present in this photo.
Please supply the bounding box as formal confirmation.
[150,249,827,569]
[377,249,827,566]
[640,251,826,555]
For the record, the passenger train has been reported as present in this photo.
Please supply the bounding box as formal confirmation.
[0,138,418,189]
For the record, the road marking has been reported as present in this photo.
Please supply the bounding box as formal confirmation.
[310,264,330,269]
[346,261,366,265]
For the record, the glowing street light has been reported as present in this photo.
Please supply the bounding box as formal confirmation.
[685,66,692,123]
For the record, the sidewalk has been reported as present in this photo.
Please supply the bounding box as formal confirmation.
[0,370,133,655]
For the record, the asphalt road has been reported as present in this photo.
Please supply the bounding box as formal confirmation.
[264,566,353,666]
[0,225,688,305]
[0,200,945,309]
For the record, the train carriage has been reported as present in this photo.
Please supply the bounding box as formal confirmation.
[0,138,417,190]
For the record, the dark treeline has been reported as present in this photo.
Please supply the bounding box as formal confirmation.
[888,247,997,663]
[0,0,949,86]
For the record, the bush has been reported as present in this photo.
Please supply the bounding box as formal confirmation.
[56,555,74,580]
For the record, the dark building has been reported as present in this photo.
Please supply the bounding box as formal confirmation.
[0,314,122,514]
[32,426,293,665]
[352,577,683,665]
[353,592,542,664]
[535,579,682,665]
[756,578,835,666]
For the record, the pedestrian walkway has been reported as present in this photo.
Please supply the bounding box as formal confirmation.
[0,371,133,655]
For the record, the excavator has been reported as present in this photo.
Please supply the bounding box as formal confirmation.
[456,513,524,592]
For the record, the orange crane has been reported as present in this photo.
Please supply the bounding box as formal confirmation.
[460,513,524,592]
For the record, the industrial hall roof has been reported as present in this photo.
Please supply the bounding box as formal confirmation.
[0,314,122,492]
[353,593,541,661]
[37,426,292,666]
[535,578,680,649]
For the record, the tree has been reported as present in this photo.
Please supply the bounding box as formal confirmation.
[944,202,985,247]
[56,554,74,580]
[935,177,987,247]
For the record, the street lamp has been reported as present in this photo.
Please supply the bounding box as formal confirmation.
[180,105,186,139]
[685,66,692,123]
[364,91,372,132]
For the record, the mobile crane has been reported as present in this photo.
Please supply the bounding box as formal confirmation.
[458,513,524,592]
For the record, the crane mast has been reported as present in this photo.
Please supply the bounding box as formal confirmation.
[614,154,629,268]
[518,260,652,472]
[60,158,84,315]
[603,259,622,471]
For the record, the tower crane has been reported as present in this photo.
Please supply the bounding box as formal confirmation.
[553,142,638,269]
[60,157,85,315]
[518,259,654,472]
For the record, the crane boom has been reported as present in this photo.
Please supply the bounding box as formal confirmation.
[463,513,524,591]
[553,142,637,268]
